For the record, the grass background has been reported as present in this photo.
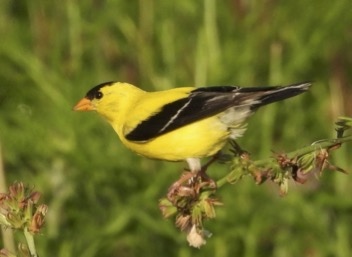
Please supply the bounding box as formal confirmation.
[1,0,352,256]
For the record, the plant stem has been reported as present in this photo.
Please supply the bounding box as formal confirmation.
[23,227,38,257]
[0,143,16,253]
[217,135,352,188]
[255,136,352,166]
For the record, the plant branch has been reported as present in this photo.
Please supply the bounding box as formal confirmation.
[217,135,352,188]
[23,228,38,257]
[159,117,352,248]
[0,143,16,253]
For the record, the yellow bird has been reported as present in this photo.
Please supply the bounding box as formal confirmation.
[74,81,311,174]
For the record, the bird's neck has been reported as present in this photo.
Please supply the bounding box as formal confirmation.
[99,84,146,136]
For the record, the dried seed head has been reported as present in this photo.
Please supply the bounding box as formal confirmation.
[186,225,212,248]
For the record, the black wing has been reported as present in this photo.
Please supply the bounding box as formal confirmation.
[125,82,311,142]
[125,86,239,141]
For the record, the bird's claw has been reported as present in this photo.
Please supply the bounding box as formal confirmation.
[167,171,195,201]
[167,169,217,205]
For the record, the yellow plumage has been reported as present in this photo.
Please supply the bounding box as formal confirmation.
[74,81,310,172]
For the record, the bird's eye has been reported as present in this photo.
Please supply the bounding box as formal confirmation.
[95,91,103,99]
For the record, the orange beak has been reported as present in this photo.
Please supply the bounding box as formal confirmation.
[73,97,95,111]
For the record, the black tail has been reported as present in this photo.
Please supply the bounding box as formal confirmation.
[247,82,311,110]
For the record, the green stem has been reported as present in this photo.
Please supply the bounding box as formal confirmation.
[217,135,352,188]
[23,227,38,257]
[0,143,16,253]
[256,136,352,166]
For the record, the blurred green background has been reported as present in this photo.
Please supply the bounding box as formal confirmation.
[1,0,352,256]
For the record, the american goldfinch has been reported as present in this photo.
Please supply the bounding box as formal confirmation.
[74,82,311,173]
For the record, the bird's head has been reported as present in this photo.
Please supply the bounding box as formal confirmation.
[73,81,144,122]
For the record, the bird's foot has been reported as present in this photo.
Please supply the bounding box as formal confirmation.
[198,168,217,189]
[167,171,195,201]
[167,168,217,204]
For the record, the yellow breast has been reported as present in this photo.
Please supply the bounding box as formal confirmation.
[115,115,230,161]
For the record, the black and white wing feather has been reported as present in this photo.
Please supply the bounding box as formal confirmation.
[125,82,311,142]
